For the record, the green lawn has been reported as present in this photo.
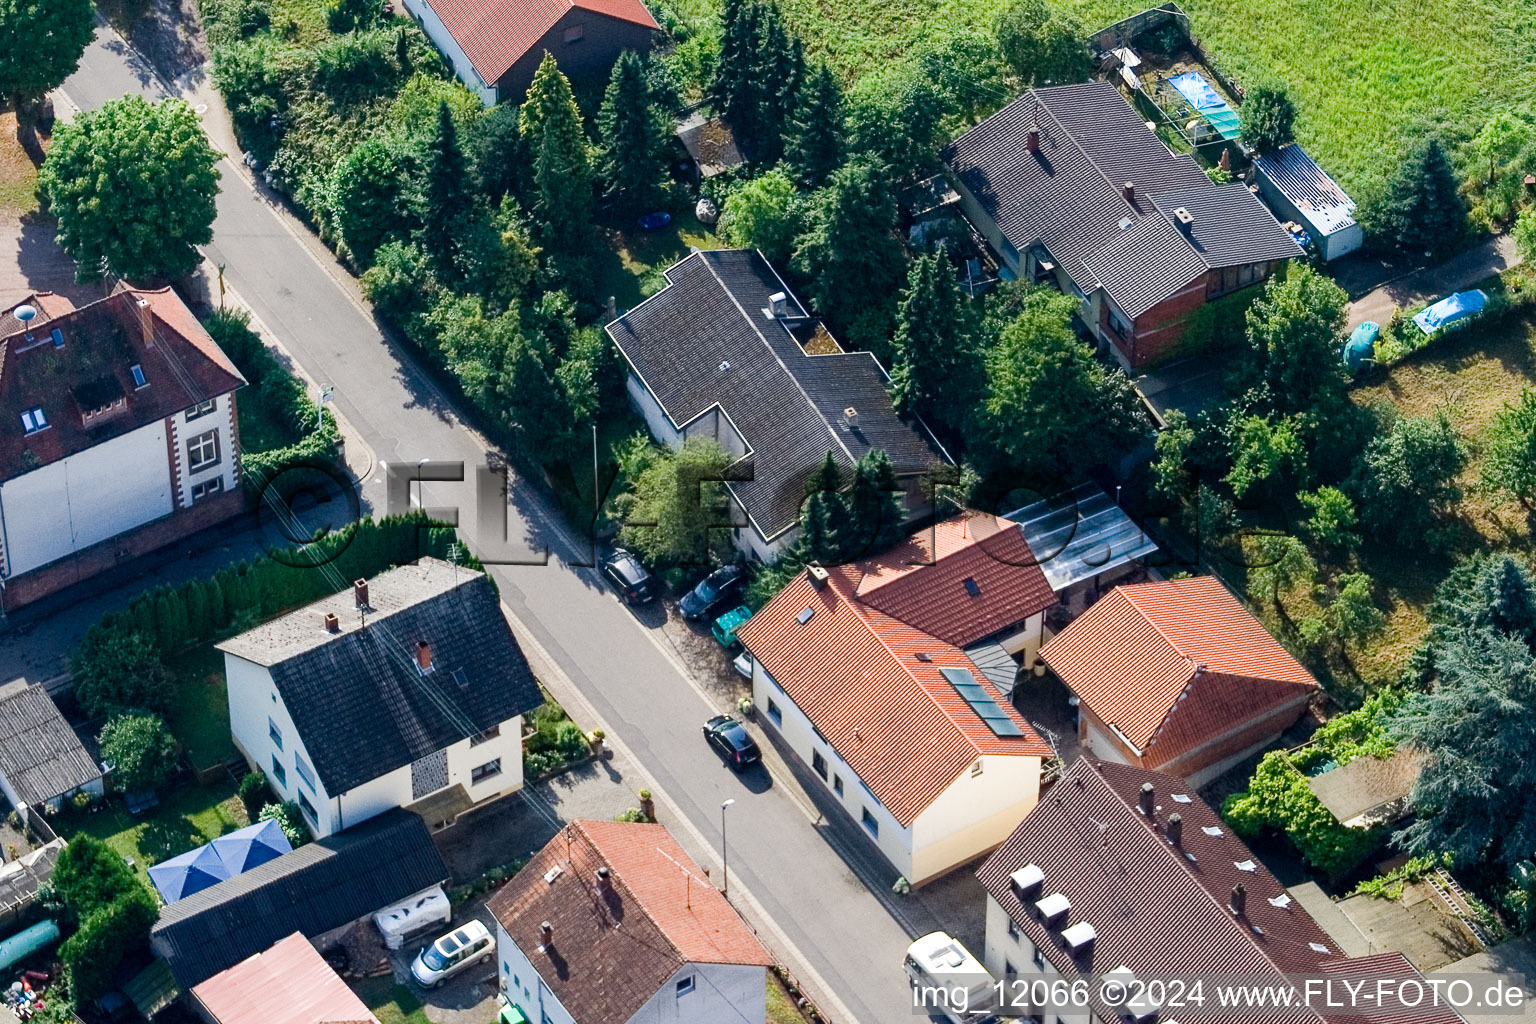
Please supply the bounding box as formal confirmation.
[59,779,249,882]
[165,645,238,772]
[591,212,723,314]
[351,977,433,1024]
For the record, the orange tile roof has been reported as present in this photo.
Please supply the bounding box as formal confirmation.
[488,821,771,1024]
[850,511,1057,646]
[737,563,1051,827]
[422,0,657,87]
[190,932,379,1024]
[1040,576,1317,756]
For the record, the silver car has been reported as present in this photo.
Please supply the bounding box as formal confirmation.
[410,920,493,988]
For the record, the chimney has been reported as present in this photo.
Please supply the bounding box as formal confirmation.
[1122,181,1136,204]
[1230,883,1247,917]
[539,921,553,947]
[596,865,611,888]
[1166,812,1183,847]
[416,640,434,673]
[843,407,859,428]
[1026,127,1040,153]
[807,564,830,588]
[768,292,788,318]
[322,612,340,633]
[1137,782,1154,816]
[134,295,154,349]
[354,579,369,608]
[1174,207,1195,233]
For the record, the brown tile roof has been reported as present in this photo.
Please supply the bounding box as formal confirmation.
[978,758,1463,1024]
[851,511,1058,647]
[488,820,771,1024]
[736,555,1050,827]
[1040,576,1316,759]
[422,0,657,87]
[0,288,245,482]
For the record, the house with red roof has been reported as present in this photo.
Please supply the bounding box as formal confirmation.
[488,819,774,1024]
[0,289,246,610]
[735,511,1058,885]
[188,931,379,1024]
[979,757,1463,1024]
[402,0,657,104]
[1040,576,1318,787]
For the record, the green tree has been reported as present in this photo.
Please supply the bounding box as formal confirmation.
[1223,749,1384,874]
[466,102,521,201]
[1245,533,1317,608]
[1390,626,1536,869]
[784,61,843,187]
[1367,136,1467,259]
[502,322,574,460]
[328,136,414,268]
[722,167,799,260]
[994,0,1090,86]
[1471,110,1533,184]
[1240,82,1296,154]
[845,75,943,182]
[847,449,908,557]
[1224,415,1303,499]
[791,159,905,330]
[1244,265,1348,413]
[60,887,157,1002]
[617,437,735,567]
[98,714,179,795]
[1516,207,1536,267]
[522,54,593,251]
[361,240,435,323]
[1349,413,1466,547]
[711,0,802,163]
[889,251,980,433]
[1482,388,1536,508]
[326,0,381,32]
[50,834,140,925]
[0,0,92,115]
[418,102,472,282]
[69,625,172,719]
[1429,552,1536,648]
[976,289,1148,475]
[1304,572,1385,654]
[597,50,668,217]
[39,96,220,283]
[1298,486,1360,555]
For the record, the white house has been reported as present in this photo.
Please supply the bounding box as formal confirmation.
[605,249,948,562]
[0,289,246,610]
[736,512,1058,886]
[217,558,542,839]
[488,819,774,1024]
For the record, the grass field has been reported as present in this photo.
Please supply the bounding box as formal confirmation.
[654,0,1536,195]
[60,779,249,882]
[165,646,238,771]
[0,113,41,220]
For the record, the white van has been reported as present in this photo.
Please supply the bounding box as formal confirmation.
[904,931,1006,1023]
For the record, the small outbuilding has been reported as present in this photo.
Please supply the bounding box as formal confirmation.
[1253,144,1364,261]
[0,681,102,816]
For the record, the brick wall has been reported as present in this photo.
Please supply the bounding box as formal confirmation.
[1123,274,1210,368]
[0,486,246,611]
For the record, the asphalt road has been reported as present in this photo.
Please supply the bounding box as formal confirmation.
[61,27,925,1024]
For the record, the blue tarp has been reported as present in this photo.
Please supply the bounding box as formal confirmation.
[1344,321,1379,371]
[149,843,230,903]
[1413,289,1488,335]
[209,818,292,874]
[1168,72,1242,139]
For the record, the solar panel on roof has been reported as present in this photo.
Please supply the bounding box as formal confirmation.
[938,667,1026,737]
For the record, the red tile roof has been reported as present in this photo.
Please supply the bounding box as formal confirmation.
[1040,576,1316,758]
[422,0,657,87]
[488,820,771,1024]
[0,288,245,481]
[736,558,1050,827]
[190,932,379,1024]
[850,511,1058,646]
[978,758,1463,1024]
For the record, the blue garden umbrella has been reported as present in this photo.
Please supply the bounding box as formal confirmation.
[148,843,230,903]
[209,818,292,875]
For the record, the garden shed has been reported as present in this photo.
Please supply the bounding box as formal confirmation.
[1253,144,1364,261]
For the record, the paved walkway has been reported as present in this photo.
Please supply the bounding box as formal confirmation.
[1347,234,1522,329]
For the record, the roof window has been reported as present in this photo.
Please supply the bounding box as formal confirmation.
[796,606,815,625]
[131,364,147,388]
[20,407,46,434]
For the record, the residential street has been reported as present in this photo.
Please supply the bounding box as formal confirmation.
[57,23,930,1024]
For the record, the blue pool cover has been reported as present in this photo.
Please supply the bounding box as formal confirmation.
[1413,289,1487,335]
[1169,72,1242,140]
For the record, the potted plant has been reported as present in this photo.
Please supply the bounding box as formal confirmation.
[638,788,655,821]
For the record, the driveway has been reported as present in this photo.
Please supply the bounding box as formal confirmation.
[383,894,501,1024]
[1347,234,1522,329]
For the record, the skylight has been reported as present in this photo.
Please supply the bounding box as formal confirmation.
[938,666,1024,737]
[962,577,980,597]
[131,364,147,388]
[20,407,46,433]
[796,606,815,625]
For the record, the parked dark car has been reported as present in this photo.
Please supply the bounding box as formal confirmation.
[703,714,760,770]
[679,564,748,621]
[601,549,655,604]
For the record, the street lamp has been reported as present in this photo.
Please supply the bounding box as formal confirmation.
[720,799,736,897]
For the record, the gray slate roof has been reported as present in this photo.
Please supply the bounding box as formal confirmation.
[0,682,101,807]
[150,808,448,987]
[606,250,946,541]
[943,82,1301,318]
[217,559,540,795]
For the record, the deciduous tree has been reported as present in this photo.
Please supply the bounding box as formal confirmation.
[1244,265,1348,413]
[994,0,1089,87]
[1482,388,1536,507]
[328,136,414,268]
[1240,82,1296,154]
[1349,412,1466,547]
[617,437,734,567]
[97,714,179,795]
[722,167,799,260]
[0,0,92,114]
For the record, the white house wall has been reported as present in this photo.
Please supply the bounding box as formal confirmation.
[910,753,1041,885]
[0,420,173,577]
[628,963,766,1024]
[171,396,240,509]
[399,0,499,104]
[750,659,912,878]
[498,924,578,1024]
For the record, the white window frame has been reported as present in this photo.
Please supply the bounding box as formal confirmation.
[270,754,287,789]
[185,398,217,420]
[20,407,46,434]
[676,976,695,997]
[471,759,502,784]
[192,477,224,501]
[186,429,220,473]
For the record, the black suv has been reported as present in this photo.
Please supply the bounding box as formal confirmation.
[601,549,656,604]
[679,564,748,621]
[703,714,761,770]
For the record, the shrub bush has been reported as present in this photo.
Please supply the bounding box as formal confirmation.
[98,714,180,794]
[260,801,310,846]
[60,886,158,1001]
[238,769,269,820]
[70,624,172,720]
[50,835,140,926]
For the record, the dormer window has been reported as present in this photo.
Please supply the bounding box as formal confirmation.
[131,364,147,388]
[20,407,46,434]
[185,399,216,420]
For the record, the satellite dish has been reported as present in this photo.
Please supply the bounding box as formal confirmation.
[14,304,36,324]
